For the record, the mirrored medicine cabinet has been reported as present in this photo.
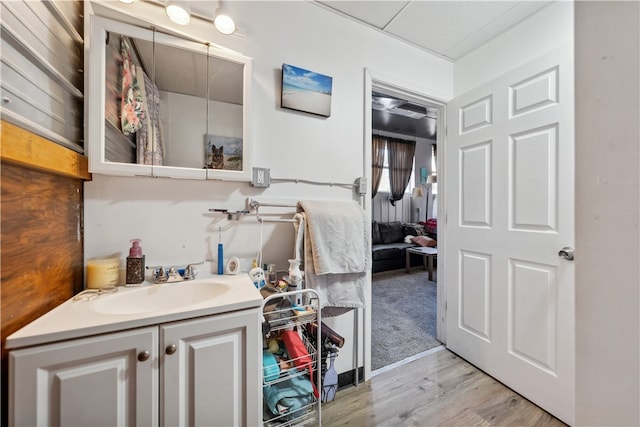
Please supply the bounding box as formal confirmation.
[87,15,253,181]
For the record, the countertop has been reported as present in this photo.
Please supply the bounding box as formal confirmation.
[6,274,263,349]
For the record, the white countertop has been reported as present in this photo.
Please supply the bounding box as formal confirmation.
[6,274,263,349]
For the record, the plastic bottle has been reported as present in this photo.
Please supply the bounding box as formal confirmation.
[288,259,302,304]
[248,259,266,289]
[126,239,145,284]
[267,264,277,284]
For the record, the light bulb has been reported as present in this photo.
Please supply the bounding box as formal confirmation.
[214,13,236,35]
[165,1,190,25]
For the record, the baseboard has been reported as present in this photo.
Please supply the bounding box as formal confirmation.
[337,367,365,389]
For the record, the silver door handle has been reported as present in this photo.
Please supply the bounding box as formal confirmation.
[558,247,574,261]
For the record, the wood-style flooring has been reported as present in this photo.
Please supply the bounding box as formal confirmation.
[321,348,566,426]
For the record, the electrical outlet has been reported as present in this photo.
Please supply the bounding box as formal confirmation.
[251,167,271,188]
[355,176,367,195]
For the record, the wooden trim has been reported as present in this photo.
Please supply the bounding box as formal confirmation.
[0,120,91,180]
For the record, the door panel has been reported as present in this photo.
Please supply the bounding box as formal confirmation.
[161,310,260,427]
[10,327,158,426]
[459,250,491,341]
[446,45,574,424]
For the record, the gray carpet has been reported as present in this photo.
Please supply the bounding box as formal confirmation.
[371,268,440,370]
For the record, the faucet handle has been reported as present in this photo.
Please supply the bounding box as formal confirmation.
[146,265,168,283]
[184,261,204,280]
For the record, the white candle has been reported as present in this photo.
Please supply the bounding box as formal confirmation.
[86,257,120,289]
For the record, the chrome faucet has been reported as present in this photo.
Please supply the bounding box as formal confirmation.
[146,265,168,283]
[146,261,204,284]
[184,262,204,280]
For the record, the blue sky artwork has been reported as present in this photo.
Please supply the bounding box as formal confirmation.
[282,64,333,95]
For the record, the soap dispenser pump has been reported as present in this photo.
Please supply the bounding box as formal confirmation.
[126,239,145,284]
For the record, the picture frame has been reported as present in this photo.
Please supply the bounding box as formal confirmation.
[204,135,243,171]
[281,63,333,117]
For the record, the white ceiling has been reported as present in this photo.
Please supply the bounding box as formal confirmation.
[185,0,554,61]
[313,0,554,61]
[171,0,556,139]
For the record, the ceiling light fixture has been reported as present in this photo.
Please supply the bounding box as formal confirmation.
[119,0,135,4]
[165,0,191,25]
[214,1,236,35]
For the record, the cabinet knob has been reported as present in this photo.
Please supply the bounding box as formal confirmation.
[165,344,177,355]
[137,350,150,362]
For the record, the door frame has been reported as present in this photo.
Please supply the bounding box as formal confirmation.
[363,68,449,380]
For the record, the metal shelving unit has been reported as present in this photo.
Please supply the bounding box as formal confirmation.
[261,289,321,426]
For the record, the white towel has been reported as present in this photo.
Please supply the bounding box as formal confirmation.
[296,200,370,315]
[297,200,368,274]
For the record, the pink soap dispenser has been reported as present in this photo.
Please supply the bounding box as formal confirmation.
[126,239,145,284]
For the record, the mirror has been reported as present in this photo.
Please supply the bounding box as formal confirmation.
[87,16,252,180]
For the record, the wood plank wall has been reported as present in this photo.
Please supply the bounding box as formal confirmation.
[371,192,413,223]
[1,121,89,426]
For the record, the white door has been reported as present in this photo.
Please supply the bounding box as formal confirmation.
[445,45,574,424]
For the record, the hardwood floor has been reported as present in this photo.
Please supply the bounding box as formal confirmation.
[321,348,566,426]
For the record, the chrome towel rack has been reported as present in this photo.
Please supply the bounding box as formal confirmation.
[248,198,298,223]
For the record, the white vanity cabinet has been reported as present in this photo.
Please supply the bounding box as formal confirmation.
[10,327,158,426]
[161,309,260,427]
[9,309,261,427]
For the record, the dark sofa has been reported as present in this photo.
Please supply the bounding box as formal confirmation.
[371,221,437,273]
[371,221,417,273]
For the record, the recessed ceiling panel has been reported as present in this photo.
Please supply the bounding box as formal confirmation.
[313,0,553,60]
[385,1,521,58]
[316,1,409,29]
[443,1,554,59]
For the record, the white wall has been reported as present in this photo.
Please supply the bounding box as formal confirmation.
[454,1,574,96]
[574,2,640,425]
[84,0,453,375]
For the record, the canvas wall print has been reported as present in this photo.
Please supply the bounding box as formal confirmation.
[204,135,243,170]
[281,64,333,117]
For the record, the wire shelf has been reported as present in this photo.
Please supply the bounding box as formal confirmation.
[261,289,321,427]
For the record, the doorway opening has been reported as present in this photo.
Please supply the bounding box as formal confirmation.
[369,85,445,373]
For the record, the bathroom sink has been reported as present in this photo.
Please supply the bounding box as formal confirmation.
[93,280,231,315]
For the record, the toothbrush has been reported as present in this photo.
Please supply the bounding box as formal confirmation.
[218,227,224,275]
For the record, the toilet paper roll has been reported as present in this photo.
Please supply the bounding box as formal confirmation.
[225,256,240,275]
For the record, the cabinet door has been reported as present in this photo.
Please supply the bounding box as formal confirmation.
[9,327,158,427]
[161,309,260,427]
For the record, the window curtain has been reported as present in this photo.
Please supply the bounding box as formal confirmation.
[388,138,416,206]
[371,135,386,198]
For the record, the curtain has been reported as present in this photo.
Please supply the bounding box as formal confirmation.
[371,135,386,198]
[388,138,416,206]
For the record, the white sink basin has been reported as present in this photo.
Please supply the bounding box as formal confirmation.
[93,280,231,315]
[5,274,263,350]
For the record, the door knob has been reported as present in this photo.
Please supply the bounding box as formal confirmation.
[137,351,150,362]
[165,344,177,355]
[558,246,574,261]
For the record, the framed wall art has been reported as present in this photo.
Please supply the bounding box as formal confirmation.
[281,63,333,117]
[204,135,243,171]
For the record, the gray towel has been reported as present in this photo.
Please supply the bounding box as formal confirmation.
[297,200,368,274]
[296,200,370,316]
